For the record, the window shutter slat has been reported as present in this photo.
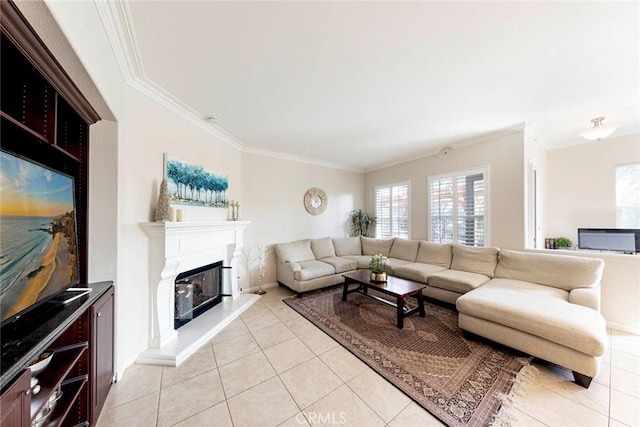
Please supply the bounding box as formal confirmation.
[375,183,409,239]
[430,170,486,246]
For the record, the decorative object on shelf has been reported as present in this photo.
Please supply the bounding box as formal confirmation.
[154,179,171,222]
[369,254,388,282]
[228,200,241,221]
[176,209,184,222]
[240,243,271,294]
[304,187,328,215]
[28,350,53,376]
[253,243,268,295]
[579,117,618,141]
[554,237,573,249]
[348,209,377,237]
[163,153,229,208]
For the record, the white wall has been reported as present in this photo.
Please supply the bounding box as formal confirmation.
[524,127,548,249]
[114,89,243,370]
[546,133,640,240]
[43,1,244,375]
[88,120,119,283]
[364,131,526,249]
[241,152,364,288]
[545,133,640,332]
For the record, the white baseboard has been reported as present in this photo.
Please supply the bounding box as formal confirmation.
[241,281,278,294]
[115,354,139,382]
[607,321,640,336]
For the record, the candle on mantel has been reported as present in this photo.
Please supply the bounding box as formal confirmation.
[228,200,235,221]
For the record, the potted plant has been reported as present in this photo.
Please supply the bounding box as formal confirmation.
[348,209,377,237]
[554,237,573,249]
[369,254,388,282]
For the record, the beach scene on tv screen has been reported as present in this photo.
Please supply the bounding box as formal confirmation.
[0,152,77,321]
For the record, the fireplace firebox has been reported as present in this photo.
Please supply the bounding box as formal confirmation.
[174,261,229,329]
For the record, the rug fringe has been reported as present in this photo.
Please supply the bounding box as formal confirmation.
[490,362,539,427]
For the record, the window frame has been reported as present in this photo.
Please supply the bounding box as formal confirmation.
[374,180,411,239]
[615,162,640,229]
[427,166,490,246]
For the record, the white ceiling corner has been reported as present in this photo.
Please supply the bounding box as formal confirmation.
[94,0,244,152]
[94,0,363,171]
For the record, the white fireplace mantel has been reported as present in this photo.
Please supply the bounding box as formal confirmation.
[137,220,258,366]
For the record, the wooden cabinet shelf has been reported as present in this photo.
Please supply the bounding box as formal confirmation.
[30,344,88,422]
[43,376,87,427]
[0,111,50,143]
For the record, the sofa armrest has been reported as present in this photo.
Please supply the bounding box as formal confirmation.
[570,285,601,311]
[276,261,301,288]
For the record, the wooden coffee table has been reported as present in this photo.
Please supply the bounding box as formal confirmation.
[342,270,426,329]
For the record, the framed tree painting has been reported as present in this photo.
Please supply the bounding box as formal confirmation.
[163,154,229,208]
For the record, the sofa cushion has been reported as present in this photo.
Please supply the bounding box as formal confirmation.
[395,263,447,283]
[386,258,412,275]
[332,237,362,256]
[361,236,394,256]
[450,244,499,277]
[276,240,315,263]
[320,257,357,274]
[456,278,607,356]
[389,239,420,262]
[428,269,491,294]
[416,241,452,268]
[344,255,372,269]
[495,250,604,291]
[311,237,336,260]
[294,260,336,281]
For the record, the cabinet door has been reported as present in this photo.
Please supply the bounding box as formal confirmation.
[0,369,30,427]
[90,287,114,424]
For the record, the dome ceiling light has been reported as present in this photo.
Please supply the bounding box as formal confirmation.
[579,117,618,141]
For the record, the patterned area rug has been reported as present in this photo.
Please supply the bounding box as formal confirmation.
[284,286,534,427]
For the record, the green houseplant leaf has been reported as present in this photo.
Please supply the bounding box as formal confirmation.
[554,237,573,248]
[348,209,377,237]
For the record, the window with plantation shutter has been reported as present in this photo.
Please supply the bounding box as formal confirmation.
[616,163,640,228]
[375,182,410,239]
[429,168,488,246]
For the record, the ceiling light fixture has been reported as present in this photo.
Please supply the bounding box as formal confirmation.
[579,117,618,141]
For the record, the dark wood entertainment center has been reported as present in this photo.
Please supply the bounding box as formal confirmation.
[1,1,114,426]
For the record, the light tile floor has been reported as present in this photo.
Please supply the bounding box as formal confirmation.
[97,286,640,427]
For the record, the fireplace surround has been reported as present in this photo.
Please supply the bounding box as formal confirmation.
[138,221,259,366]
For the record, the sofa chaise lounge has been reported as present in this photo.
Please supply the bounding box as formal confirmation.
[275,236,607,388]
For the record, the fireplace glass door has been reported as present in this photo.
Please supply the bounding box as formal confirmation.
[174,261,223,329]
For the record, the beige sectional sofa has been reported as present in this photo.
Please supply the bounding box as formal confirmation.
[275,236,607,388]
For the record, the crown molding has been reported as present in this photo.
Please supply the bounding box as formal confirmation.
[241,145,364,173]
[94,0,243,151]
[364,122,526,173]
[94,0,142,82]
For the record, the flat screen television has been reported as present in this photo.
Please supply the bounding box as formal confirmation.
[578,228,640,254]
[0,150,80,325]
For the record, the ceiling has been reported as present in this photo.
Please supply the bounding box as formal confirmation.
[124,1,639,171]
